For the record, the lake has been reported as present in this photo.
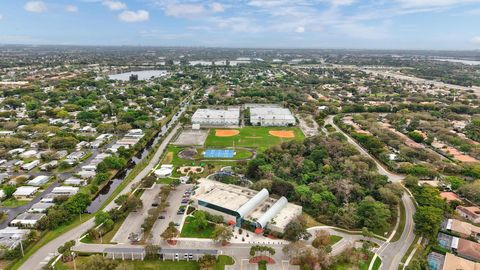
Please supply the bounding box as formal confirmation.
[108,70,168,81]
[434,58,480,66]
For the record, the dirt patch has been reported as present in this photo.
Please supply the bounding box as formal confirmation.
[178,148,198,160]
[269,130,295,138]
[215,129,240,137]
[163,152,173,163]
[178,166,204,175]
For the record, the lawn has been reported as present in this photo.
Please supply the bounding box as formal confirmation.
[330,235,343,245]
[258,261,267,270]
[180,216,215,238]
[57,255,234,270]
[204,126,305,152]
[0,198,29,208]
[331,253,373,270]
[159,145,241,178]
[373,256,382,270]
[391,202,406,242]
[80,217,124,244]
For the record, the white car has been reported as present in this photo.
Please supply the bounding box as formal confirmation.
[174,253,179,260]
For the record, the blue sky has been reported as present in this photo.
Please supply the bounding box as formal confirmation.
[0,0,479,49]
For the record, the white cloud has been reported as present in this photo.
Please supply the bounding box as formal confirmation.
[396,0,480,8]
[164,4,205,18]
[472,36,480,46]
[331,0,354,6]
[295,26,305,33]
[210,2,225,13]
[24,1,48,13]
[66,5,78,12]
[102,1,127,11]
[118,10,149,22]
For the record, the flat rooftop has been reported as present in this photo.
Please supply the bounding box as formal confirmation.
[194,179,302,230]
[192,108,240,120]
[194,179,255,212]
[250,107,295,121]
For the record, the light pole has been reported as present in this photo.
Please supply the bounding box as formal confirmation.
[20,240,24,257]
[72,252,77,270]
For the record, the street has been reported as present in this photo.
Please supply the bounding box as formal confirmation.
[326,115,416,270]
[19,103,187,270]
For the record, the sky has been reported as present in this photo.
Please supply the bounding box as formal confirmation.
[0,0,480,50]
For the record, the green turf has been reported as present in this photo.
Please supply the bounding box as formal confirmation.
[391,201,406,242]
[215,255,235,270]
[258,261,267,270]
[0,198,29,208]
[205,126,305,151]
[57,255,234,270]
[180,216,215,238]
[330,235,343,245]
[373,257,382,270]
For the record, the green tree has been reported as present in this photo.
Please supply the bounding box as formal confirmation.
[192,211,209,230]
[357,197,391,232]
[413,206,444,240]
[283,218,311,242]
[3,185,16,198]
[213,224,233,245]
[198,254,216,270]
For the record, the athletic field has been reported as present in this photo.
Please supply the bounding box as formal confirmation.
[205,126,305,151]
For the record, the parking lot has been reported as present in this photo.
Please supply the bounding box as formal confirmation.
[111,184,162,244]
[150,183,193,244]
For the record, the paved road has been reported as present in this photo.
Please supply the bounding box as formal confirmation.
[0,180,60,229]
[19,122,183,270]
[306,226,385,256]
[326,115,416,270]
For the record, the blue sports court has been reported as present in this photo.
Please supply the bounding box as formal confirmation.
[203,149,235,158]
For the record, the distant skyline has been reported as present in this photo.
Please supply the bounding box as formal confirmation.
[0,0,480,50]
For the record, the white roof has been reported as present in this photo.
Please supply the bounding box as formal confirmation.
[13,186,39,196]
[27,175,50,186]
[52,186,79,193]
[192,108,240,120]
[250,107,295,121]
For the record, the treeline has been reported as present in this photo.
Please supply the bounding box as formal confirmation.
[245,134,402,233]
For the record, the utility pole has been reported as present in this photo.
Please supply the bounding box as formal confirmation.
[20,240,24,257]
[72,252,77,270]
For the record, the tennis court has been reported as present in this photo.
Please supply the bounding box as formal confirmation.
[203,149,235,158]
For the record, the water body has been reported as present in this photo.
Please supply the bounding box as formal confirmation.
[86,104,187,213]
[434,58,480,66]
[108,70,168,81]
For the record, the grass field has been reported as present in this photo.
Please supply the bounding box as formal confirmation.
[58,255,234,270]
[180,216,215,238]
[205,127,304,151]
[0,198,29,208]
[331,252,373,270]
[330,235,343,245]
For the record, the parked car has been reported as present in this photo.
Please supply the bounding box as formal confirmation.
[158,216,165,219]
[174,253,179,260]
[184,253,188,259]
[188,253,193,260]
